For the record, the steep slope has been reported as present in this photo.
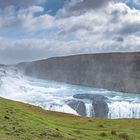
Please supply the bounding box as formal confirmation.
[18,52,140,94]
[0,97,140,140]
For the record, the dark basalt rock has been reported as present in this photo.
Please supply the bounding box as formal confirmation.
[92,97,109,118]
[73,94,108,101]
[66,100,86,116]
[73,94,109,118]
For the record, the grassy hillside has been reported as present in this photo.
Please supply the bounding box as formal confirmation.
[0,97,140,140]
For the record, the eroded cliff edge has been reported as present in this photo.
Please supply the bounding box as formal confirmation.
[17,52,140,94]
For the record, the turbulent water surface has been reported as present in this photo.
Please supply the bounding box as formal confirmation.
[0,66,140,119]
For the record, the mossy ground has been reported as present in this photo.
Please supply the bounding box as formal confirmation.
[0,97,140,140]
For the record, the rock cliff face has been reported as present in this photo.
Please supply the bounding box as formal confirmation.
[73,94,109,118]
[17,52,140,94]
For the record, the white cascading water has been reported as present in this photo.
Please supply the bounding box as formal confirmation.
[108,101,140,119]
[85,103,93,117]
[45,104,78,115]
[0,66,140,119]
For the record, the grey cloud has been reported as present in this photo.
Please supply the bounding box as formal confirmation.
[0,0,45,7]
[116,0,140,4]
[59,24,92,35]
[0,6,45,30]
[0,38,54,64]
[113,36,124,42]
[110,9,128,23]
[118,23,140,35]
[67,0,110,12]
[1,33,140,64]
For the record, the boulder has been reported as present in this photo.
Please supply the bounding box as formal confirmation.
[92,98,109,118]
[66,100,86,116]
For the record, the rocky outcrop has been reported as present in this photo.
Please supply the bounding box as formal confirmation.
[17,52,140,94]
[73,94,108,101]
[66,100,86,116]
[92,97,109,118]
[73,94,109,118]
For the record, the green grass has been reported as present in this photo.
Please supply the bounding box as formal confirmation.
[0,97,140,140]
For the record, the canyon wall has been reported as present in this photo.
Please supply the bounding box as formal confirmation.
[17,52,140,94]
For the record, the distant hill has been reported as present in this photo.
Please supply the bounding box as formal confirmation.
[17,52,140,94]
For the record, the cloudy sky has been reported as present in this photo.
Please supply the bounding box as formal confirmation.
[0,0,140,64]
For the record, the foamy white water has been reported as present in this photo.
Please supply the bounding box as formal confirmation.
[0,66,140,119]
[85,103,93,117]
[108,101,140,119]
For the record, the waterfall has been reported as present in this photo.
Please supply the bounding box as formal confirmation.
[108,101,140,119]
[45,104,78,115]
[84,101,140,119]
[0,66,140,119]
[85,103,93,117]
